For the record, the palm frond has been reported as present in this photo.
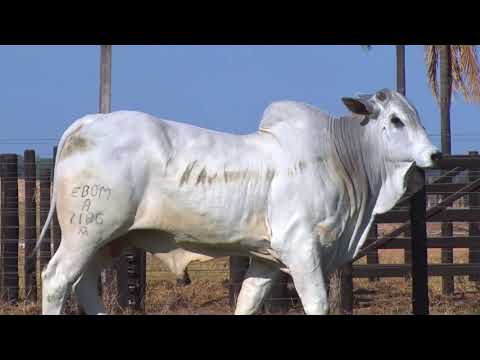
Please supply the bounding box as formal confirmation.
[450,45,469,99]
[425,45,439,100]
[458,45,480,102]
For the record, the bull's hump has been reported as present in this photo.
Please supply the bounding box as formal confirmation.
[259,101,329,132]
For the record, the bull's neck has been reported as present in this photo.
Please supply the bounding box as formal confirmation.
[328,116,385,201]
[325,116,388,260]
[326,116,414,260]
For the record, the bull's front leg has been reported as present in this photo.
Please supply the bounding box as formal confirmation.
[281,239,329,315]
[234,259,280,315]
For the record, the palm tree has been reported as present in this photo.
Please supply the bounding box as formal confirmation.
[425,45,480,294]
[425,45,480,154]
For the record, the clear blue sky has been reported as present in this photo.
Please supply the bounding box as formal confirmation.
[0,45,479,157]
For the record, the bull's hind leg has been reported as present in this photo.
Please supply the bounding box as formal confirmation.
[234,259,280,315]
[44,165,137,315]
[72,254,113,315]
[41,241,99,315]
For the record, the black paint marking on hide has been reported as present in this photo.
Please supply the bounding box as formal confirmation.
[69,211,105,225]
[81,185,90,198]
[85,212,95,224]
[81,199,91,212]
[71,184,112,200]
[71,186,81,197]
[95,212,104,224]
[98,186,111,200]
[91,184,99,197]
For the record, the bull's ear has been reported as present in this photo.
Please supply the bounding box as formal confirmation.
[341,97,374,115]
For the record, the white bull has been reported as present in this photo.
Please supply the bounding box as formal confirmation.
[36,88,440,315]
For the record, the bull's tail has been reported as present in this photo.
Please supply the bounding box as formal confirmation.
[31,118,86,258]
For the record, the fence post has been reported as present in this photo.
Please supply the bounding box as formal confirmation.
[24,150,37,303]
[229,256,250,311]
[0,154,19,304]
[440,164,454,295]
[468,151,480,285]
[328,262,354,315]
[366,223,379,282]
[410,168,429,315]
[404,226,412,280]
[39,166,51,272]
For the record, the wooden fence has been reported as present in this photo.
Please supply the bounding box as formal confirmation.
[1,148,480,314]
[358,153,480,278]
[0,148,146,312]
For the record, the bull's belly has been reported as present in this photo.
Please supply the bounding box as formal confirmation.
[129,193,286,265]
[130,225,275,259]
[178,237,284,268]
[125,228,283,266]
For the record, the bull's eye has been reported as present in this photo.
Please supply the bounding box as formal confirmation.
[391,116,404,128]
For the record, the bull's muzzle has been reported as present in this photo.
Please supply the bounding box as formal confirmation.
[430,151,442,164]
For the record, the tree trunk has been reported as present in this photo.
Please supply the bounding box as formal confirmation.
[440,45,452,155]
[396,45,406,96]
[439,45,454,295]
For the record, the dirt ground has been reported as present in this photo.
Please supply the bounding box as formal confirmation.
[2,249,479,315]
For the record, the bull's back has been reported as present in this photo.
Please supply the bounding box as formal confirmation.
[132,123,278,248]
[55,111,279,252]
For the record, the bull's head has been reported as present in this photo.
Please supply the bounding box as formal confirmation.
[341,89,441,169]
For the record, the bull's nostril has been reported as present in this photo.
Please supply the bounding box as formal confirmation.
[431,152,442,162]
